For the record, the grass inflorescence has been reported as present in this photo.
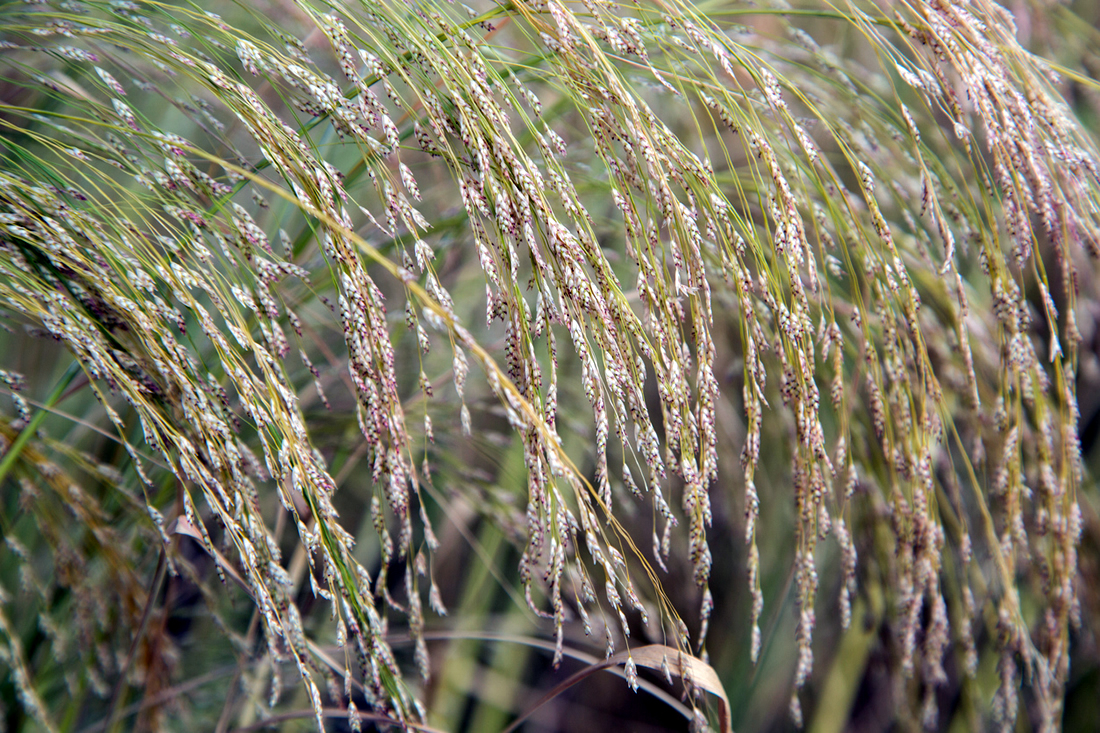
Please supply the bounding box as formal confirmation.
[0,0,1098,730]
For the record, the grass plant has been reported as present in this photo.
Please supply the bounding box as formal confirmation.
[1,0,1099,730]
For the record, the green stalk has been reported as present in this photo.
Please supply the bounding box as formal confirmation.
[0,360,81,488]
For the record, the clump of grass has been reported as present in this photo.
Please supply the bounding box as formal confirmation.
[0,0,1097,730]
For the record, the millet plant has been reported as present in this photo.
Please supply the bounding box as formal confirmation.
[0,0,1098,730]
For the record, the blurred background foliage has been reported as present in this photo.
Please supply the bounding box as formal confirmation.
[1,0,1100,731]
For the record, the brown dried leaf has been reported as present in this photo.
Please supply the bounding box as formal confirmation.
[502,643,730,733]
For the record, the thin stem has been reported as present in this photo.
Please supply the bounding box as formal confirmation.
[0,360,81,488]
